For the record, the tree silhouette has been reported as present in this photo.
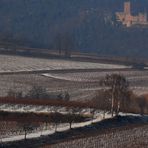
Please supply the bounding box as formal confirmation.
[100,74,129,117]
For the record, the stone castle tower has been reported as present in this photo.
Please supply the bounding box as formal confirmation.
[124,1,131,14]
[116,1,148,27]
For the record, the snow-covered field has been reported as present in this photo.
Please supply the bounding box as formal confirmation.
[0,54,148,146]
[0,69,148,98]
[42,70,148,95]
[0,54,147,98]
[51,125,148,148]
[0,55,148,109]
[43,70,148,82]
[0,55,130,73]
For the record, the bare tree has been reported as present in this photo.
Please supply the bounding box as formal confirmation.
[100,74,129,117]
[66,107,80,129]
[18,122,36,140]
[44,115,50,130]
[137,96,146,116]
[90,108,96,122]
[66,113,76,129]
[120,90,133,113]
[64,91,70,101]
[54,33,63,55]
[26,86,49,99]
[7,89,23,99]
[50,113,63,132]
[54,33,74,57]
[57,93,64,100]
[93,90,111,119]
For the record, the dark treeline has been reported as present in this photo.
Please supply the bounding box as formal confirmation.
[0,0,148,57]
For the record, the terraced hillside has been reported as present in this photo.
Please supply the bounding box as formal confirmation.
[0,55,129,73]
[0,55,148,99]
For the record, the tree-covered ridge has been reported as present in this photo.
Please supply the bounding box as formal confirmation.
[0,0,148,57]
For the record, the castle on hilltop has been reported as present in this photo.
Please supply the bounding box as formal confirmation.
[116,1,148,27]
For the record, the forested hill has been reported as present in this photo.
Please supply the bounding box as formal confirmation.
[0,0,148,57]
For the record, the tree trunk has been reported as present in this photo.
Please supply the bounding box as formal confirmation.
[111,93,114,117]
[117,100,120,116]
[111,81,116,117]
[24,130,27,140]
[91,112,94,123]
[55,124,57,132]
[69,122,72,129]
[103,110,105,119]
[45,122,48,130]
[140,107,144,116]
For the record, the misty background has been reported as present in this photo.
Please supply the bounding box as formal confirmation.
[0,0,148,57]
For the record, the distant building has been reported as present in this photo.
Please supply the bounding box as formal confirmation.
[116,1,148,27]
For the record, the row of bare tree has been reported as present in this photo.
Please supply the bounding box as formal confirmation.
[0,110,87,140]
[7,86,70,101]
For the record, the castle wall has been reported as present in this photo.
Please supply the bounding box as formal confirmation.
[116,1,148,27]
